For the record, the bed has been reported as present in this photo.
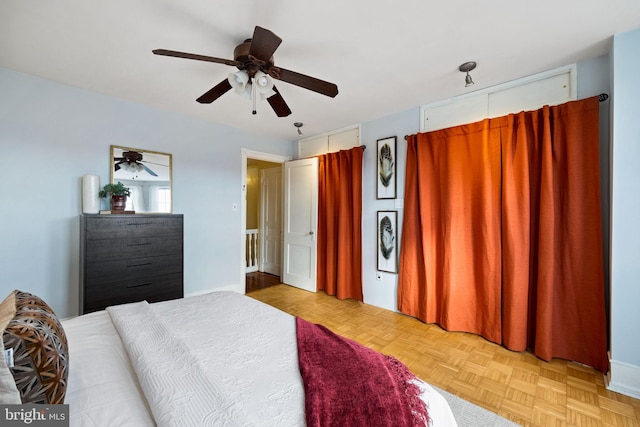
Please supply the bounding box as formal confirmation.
[1,290,458,426]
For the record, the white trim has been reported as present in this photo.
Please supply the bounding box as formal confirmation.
[240,148,291,284]
[607,359,640,399]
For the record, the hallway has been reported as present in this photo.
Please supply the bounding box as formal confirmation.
[245,271,280,293]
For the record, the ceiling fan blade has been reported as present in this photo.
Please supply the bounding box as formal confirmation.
[153,49,240,67]
[142,164,158,177]
[249,26,282,63]
[196,79,232,104]
[266,87,292,117]
[275,68,338,98]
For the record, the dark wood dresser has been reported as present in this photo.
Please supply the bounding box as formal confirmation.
[80,214,184,314]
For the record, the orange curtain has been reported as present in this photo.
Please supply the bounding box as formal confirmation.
[398,97,608,371]
[317,147,364,301]
[398,120,503,342]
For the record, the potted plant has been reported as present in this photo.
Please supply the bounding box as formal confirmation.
[99,182,131,211]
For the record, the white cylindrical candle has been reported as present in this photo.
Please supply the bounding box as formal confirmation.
[82,175,100,214]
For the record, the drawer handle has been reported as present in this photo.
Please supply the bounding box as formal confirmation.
[127,242,152,247]
[126,262,152,268]
[127,222,152,226]
[127,282,152,288]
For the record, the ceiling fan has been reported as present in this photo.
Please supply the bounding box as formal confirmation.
[152,26,339,117]
[114,151,158,177]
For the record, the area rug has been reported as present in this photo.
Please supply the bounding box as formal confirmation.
[432,386,521,426]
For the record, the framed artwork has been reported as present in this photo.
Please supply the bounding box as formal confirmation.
[377,210,398,273]
[376,136,397,199]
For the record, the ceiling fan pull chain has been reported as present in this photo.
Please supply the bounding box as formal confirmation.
[252,78,257,115]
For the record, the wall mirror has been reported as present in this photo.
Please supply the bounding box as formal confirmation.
[110,145,173,213]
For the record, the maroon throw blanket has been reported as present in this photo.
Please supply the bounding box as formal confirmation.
[296,317,430,427]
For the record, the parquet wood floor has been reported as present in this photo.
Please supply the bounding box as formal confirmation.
[248,284,640,427]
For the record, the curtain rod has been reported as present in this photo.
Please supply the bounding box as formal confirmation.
[360,144,366,151]
[404,93,610,140]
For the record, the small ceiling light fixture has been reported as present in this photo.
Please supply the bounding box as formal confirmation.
[294,122,303,136]
[459,61,477,87]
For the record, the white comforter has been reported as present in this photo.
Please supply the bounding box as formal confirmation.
[63,291,457,427]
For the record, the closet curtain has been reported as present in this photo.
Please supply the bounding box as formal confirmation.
[398,97,608,371]
[317,147,364,301]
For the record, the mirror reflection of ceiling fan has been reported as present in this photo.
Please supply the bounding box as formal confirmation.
[114,151,158,177]
[152,25,338,117]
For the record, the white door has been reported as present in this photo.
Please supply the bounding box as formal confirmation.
[282,158,318,292]
[260,166,282,276]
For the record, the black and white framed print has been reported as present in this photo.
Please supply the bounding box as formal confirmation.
[377,210,398,273]
[376,136,397,199]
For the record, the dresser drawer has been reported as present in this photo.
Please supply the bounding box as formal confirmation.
[85,235,182,262]
[86,254,183,284]
[85,216,183,239]
[83,273,183,313]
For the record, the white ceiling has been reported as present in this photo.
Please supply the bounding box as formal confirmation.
[2,1,640,141]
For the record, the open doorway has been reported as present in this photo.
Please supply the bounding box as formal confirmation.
[246,159,281,288]
[241,149,290,293]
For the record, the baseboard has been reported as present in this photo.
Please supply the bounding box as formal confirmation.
[185,283,245,298]
[607,359,640,399]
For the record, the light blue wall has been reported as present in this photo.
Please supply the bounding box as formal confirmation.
[611,28,640,374]
[360,109,418,310]
[0,68,293,318]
